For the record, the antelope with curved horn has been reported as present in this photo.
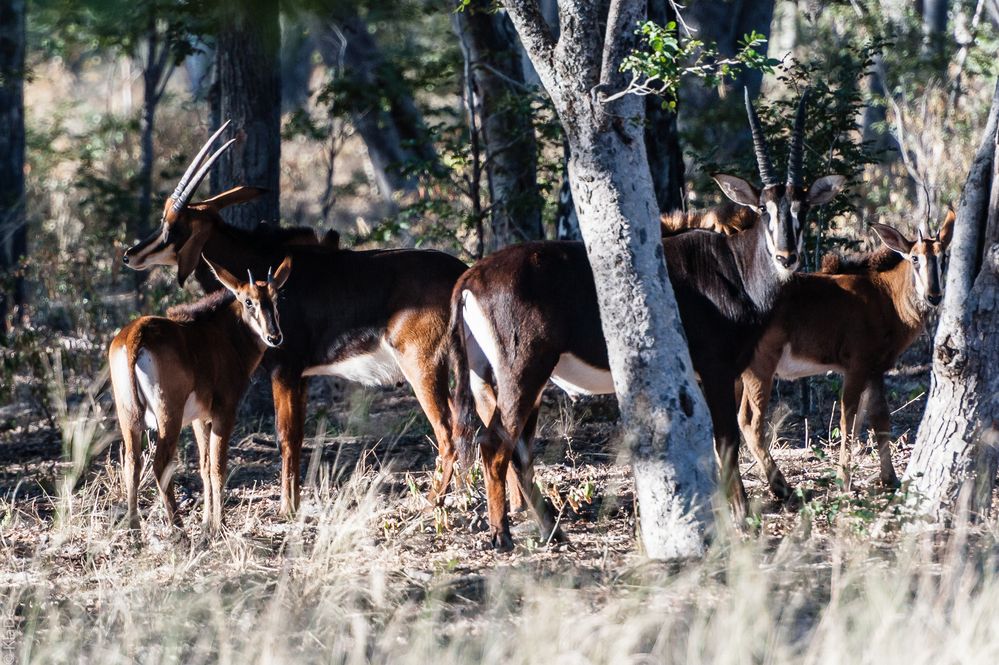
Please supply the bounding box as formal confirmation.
[447,89,846,550]
[123,124,469,517]
[738,211,955,497]
[123,121,338,293]
[109,256,293,533]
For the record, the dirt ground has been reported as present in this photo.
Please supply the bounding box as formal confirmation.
[0,331,939,586]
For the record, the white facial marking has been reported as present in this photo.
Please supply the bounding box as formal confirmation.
[550,353,615,397]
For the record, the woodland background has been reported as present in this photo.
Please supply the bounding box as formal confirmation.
[2,0,999,662]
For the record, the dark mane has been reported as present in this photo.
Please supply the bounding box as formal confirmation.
[217,220,321,248]
[166,290,235,323]
[819,246,902,274]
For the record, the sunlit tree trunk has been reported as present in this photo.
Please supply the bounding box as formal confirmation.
[0,0,26,331]
[210,0,281,230]
[504,0,716,559]
[903,79,999,523]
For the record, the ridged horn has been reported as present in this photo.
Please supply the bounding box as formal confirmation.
[170,120,231,210]
[172,138,237,212]
[786,88,810,187]
[744,87,779,187]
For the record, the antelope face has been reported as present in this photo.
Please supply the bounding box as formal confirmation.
[206,256,293,348]
[714,88,846,280]
[122,201,190,270]
[873,210,955,309]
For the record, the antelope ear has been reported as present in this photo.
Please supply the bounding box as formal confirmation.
[199,185,266,211]
[712,174,760,208]
[203,256,243,294]
[270,255,293,290]
[807,175,847,206]
[871,223,914,255]
[176,221,211,287]
[938,208,956,249]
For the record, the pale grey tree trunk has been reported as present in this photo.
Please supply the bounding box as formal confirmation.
[505,0,716,559]
[903,78,999,524]
[453,1,543,248]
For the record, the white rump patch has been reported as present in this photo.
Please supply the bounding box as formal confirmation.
[774,345,843,380]
[303,338,404,386]
[109,345,136,420]
[550,353,614,398]
[133,348,205,430]
[462,291,501,372]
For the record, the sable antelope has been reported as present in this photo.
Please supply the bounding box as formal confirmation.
[123,123,468,516]
[660,201,757,237]
[109,256,292,532]
[738,212,955,496]
[122,120,339,294]
[448,89,846,550]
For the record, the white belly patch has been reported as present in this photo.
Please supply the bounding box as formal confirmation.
[462,291,502,374]
[774,345,842,380]
[302,338,404,386]
[550,353,614,397]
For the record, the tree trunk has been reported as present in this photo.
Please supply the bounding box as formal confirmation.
[679,0,776,164]
[281,15,314,113]
[210,0,281,230]
[453,1,543,249]
[0,0,26,331]
[645,0,685,213]
[505,0,716,559]
[903,78,999,524]
[922,0,949,58]
[316,15,439,204]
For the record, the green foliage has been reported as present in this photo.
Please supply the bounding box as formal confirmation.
[620,21,777,109]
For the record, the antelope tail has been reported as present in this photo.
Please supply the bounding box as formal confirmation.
[449,288,478,473]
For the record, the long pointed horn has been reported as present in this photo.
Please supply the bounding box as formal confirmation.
[247,269,254,285]
[744,87,778,187]
[172,138,237,212]
[267,265,274,284]
[786,88,810,187]
[170,120,231,207]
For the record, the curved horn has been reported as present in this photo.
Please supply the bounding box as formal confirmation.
[744,87,778,187]
[172,138,237,212]
[247,268,254,285]
[267,265,274,284]
[786,88,810,187]
[170,119,231,208]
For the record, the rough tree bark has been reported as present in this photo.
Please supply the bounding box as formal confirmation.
[903,78,999,523]
[315,14,439,203]
[504,0,717,559]
[453,0,543,248]
[210,0,281,230]
[0,0,26,331]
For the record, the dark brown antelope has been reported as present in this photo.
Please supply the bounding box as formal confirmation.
[123,123,468,516]
[447,89,846,550]
[738,211,955,497]
[110,256,292,532]
[122,120,338,294]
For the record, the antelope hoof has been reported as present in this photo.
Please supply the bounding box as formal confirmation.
[878,473,901,492]
[489,527,515,553]
[542,525,569,545]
